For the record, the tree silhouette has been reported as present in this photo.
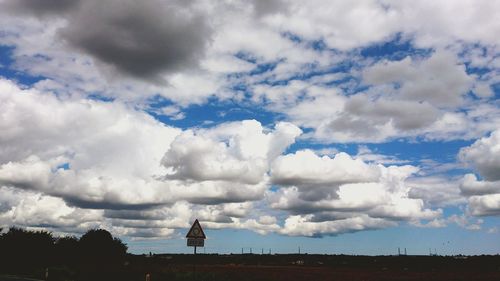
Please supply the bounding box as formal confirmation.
[54,235,79,266]
[0,227,128,279]
[0,227,55,272]
[78,229,127,265]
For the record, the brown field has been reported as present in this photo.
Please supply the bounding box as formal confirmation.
[121,254,500,281]
[3,254,500,281]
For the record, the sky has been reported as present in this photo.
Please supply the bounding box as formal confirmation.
[0,0,499,256]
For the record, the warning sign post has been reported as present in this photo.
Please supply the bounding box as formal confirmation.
[186,219,206,254]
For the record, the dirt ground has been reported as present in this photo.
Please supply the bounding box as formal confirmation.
[160,264,499,281]
[3,254,500,281]
[128,254,500,281]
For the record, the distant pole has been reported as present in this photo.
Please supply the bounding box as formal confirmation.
[404,248,407,256]
[269,248,271,254]
[194,246,197,255]
[262,248,264,255]
[299,246,301,254]
[250,247,252,254]
[242,248,244,254]
[398,247,401,256]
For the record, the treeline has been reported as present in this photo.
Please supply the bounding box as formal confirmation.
[0,227,127,280]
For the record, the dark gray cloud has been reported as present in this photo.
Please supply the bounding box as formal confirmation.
[343,96,440,131]
[61,0,211,81]
[1,0,80,17]
[327,114,379,138]
[187,193,262,205]
[253,0,287,17]
[60,0,211,81]
[64,197,163,210]
[310,211,364,222]
[0,172,162,211]
[103,209,166,220]
[2,0,212,82]
[321,95,440,141]
[296,186,339,201]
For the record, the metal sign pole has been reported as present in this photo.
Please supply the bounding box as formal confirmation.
[186,219,206,281]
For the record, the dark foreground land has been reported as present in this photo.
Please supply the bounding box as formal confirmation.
[2,254,500,281]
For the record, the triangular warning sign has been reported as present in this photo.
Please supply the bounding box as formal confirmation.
[186,219,206,239]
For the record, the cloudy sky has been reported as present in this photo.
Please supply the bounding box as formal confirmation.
[0,0,499,255]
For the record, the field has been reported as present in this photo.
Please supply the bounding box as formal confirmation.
[2,254,500,281]
[122,254,500,281]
